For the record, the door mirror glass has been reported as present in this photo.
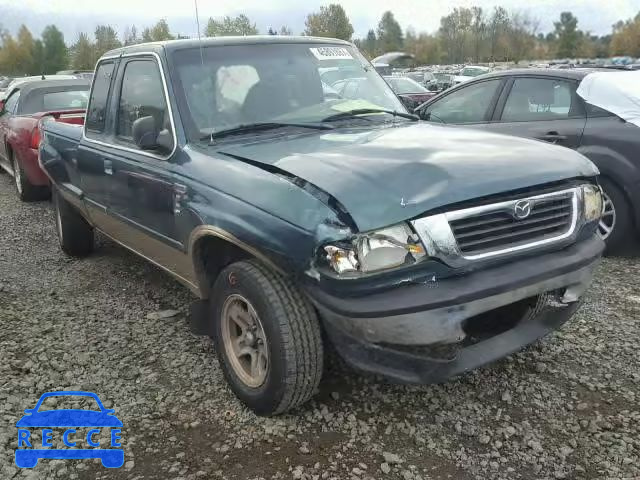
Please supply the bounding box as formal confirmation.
[132,116,159,150]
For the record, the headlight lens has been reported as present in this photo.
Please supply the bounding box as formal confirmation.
[323,223,426,275]
[582,184,603,222]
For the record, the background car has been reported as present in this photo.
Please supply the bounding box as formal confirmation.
[0,74,79,101]
[453,65,493,85]
[384,76,436,110]
[0,78,89,200]
[417,68,639,254]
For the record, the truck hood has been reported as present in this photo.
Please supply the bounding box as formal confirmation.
[218,122,598,232]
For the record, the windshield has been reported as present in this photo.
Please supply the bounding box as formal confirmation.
[461,67,489,77]
[170,43,405,140]
[386,77,428,94]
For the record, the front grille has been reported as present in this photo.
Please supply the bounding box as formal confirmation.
[449,191,575,256]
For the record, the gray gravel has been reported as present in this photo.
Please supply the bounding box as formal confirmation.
[0,173,639,480]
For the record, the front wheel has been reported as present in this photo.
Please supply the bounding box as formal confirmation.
[211,260,323,416]
[598,178,635,255]
[53,188,94,257]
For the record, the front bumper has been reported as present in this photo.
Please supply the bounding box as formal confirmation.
[309,235,603,383]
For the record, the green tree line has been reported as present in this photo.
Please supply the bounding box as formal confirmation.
[1,7,639,75]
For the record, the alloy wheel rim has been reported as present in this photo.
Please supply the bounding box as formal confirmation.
[598,192,616,240]
[13,157,22,194]
[56,204,64,245]
[220,294,269,388]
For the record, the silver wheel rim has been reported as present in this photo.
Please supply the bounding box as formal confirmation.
[221,294,269,388]
[13,157,22,194]
[56,203,64,246]
[598,192,616,240]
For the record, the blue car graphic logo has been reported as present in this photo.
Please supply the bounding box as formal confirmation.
[15,391,123,468]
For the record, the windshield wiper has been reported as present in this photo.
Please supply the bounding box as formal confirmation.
[321,108,419,123]
[200,122,334,143]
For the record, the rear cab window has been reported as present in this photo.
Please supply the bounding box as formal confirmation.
[85,61,116,136]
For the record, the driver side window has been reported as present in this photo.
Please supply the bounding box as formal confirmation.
[426,80,501,124]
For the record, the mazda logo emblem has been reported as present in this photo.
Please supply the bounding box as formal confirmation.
[513,200,532,219]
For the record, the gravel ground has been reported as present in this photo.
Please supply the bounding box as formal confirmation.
[1,173,639,480]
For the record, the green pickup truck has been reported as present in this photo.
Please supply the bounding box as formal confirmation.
[39,36,604,415]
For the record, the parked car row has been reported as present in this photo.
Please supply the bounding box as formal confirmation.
[5,36,612,417]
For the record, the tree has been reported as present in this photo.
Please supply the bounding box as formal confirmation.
[488,7,509,60]
[363,29,377,57]
[471,7,486,62]
[71,32,95,70]
[377,11,403,52]
[41,25,67,74]
[17,25,36,74]
[304,4,354,41]
[610,13,640,57]
[205,14,258,37]
[438,8,473,63]
[123,25,141,45]
[279,26,292,36]
[508,12,538,63]
[141,19,175,42]
[0,33,23,75]
[554,12,580,58]
[94,25,121,60]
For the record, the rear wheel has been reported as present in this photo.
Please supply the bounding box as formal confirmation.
[53,187,94,257]
[211,260,323,416]
[12,152,47,202]
[598,178,634,255]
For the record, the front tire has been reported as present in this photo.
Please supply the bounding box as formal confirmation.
[53,187,94,257]
[211,260,323,416]
[599,178,635,255]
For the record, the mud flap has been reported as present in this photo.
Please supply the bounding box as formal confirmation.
[189,299,212,336]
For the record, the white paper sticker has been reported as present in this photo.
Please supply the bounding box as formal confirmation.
[310,47,353,61]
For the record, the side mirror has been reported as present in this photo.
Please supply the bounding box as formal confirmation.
[132,116,159,150]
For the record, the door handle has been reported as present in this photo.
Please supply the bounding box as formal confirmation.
[104,159,113,175]
[540,132,567,143]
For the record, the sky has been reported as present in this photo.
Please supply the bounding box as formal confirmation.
[0,0,638,42]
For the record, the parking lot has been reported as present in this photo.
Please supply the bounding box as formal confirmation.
[0,172,638,480]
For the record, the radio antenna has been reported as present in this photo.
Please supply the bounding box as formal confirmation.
[194,0,205,68]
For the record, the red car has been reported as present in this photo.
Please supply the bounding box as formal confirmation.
[0,79,89,201]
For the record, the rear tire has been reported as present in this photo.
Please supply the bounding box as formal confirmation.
[12,152,48,202]
[210,260,323,416]
[53,187,94,257]
[599,178,635,256]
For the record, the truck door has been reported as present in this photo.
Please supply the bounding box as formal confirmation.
[102,55,186,273]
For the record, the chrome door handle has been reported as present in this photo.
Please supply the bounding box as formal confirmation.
[104,159,113,175]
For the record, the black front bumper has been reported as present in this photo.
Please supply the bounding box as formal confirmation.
[308,235,604,384]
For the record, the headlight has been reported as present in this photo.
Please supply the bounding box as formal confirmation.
[323,223,426,275]
[582,184,603,222]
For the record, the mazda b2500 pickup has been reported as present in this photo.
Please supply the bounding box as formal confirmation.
[39,37,604,415]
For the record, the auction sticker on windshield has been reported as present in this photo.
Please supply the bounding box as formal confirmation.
[310,47,353,60]
[15,391,124,468]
